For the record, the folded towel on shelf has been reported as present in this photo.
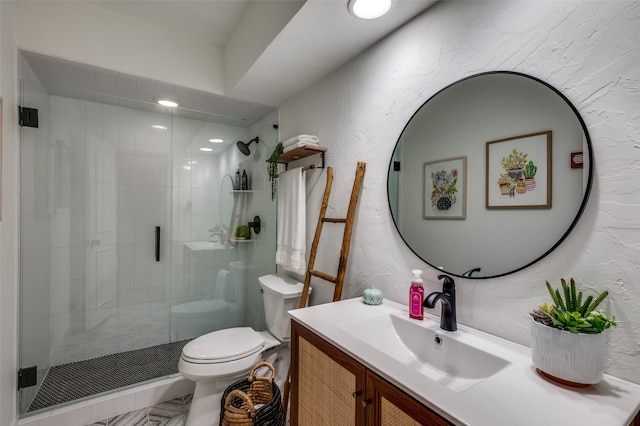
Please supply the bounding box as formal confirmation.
[282,134,319,148]
[283,140,319,153]
[275,168,306,274]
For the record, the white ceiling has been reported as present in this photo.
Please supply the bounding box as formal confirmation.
[22,0,438,126]
[88,1,253,47]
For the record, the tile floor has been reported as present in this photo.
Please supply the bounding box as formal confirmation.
[87,394,191,426]
[87,393,290,426]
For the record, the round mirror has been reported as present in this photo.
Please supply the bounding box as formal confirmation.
[388,71,593,278]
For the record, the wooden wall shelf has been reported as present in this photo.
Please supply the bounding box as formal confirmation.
[278,145,327,165]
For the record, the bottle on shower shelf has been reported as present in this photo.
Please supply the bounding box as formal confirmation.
[235,169,241,190]
[241,170,248,190]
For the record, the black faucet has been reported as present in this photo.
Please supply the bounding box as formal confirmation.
[462,267,481,277]
[423,274,457,331]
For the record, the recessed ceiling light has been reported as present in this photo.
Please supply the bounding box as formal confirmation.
[200,147,213,152]
[348,0,391,19]
[157,98,180,107]
[151,124,167,130]
[209,138,224,143]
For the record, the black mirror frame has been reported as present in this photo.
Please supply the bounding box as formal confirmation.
[387,71,594,279]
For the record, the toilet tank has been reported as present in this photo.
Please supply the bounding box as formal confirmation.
[258,274,310,341]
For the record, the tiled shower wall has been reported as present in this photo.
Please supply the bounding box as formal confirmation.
[20,88,250,371]
[45,95,173,364]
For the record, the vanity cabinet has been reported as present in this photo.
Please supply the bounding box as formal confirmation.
[290,320,453,426]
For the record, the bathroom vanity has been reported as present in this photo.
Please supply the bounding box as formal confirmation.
[288,298,640,426]
[290,319,451,425]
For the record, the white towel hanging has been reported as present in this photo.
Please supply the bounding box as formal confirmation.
[275,168,306,274]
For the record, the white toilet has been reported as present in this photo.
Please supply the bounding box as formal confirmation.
[178,274,309,426]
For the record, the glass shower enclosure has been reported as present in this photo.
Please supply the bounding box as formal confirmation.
[18,74,276,415]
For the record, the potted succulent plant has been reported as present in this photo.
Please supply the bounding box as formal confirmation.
[522,160,537,191]
[501,149,528,181]
[234,225,251,240]
[530,278,617,387]
[497,173,513,195]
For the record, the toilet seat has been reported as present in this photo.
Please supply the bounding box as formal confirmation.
[181,327,265,364]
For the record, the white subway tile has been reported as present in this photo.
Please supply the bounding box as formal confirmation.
[118,154,137,185]
[134,388,154,410]
[89,398,114,423]
[67,98,85,118]
[112,394,137,419]
[49,95,68,115]
[64,406,91,426]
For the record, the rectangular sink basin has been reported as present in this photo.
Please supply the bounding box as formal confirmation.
[340,312,509,392]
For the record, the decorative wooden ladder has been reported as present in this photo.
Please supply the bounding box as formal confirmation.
[282,161,367,414]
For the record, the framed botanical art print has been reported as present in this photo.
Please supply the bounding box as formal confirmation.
[486,131,551,209]
[424,156,467,220]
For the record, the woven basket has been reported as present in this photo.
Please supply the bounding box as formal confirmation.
[220,361,285,426]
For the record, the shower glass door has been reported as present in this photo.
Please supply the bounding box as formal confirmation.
[167,113,275,342]
[19,79,176,414]
[19,73,277,416]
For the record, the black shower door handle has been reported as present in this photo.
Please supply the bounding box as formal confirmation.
[155,226,160,262]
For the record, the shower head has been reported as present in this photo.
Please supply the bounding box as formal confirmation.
[236,137,259,156]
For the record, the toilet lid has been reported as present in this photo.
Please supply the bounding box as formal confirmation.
[259,274,306,299]
[182,327,265,364]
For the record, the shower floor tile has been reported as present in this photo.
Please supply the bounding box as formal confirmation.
[27,339,191,413]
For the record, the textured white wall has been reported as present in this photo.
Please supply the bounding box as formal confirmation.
[280,1,640,383]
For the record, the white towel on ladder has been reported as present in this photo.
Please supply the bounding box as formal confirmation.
[276,168,306,274]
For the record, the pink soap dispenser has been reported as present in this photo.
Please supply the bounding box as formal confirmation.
[409,269,424,320]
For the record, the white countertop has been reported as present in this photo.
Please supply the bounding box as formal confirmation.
[289,298,640,426]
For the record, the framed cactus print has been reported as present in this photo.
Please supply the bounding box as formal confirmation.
[423,156,467,220]
[486,130,552,209]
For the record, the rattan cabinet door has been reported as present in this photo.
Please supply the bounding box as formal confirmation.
[365,370,453,426]
[291,321,366,426]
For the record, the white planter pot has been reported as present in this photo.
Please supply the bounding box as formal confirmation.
[530,318,607,386]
